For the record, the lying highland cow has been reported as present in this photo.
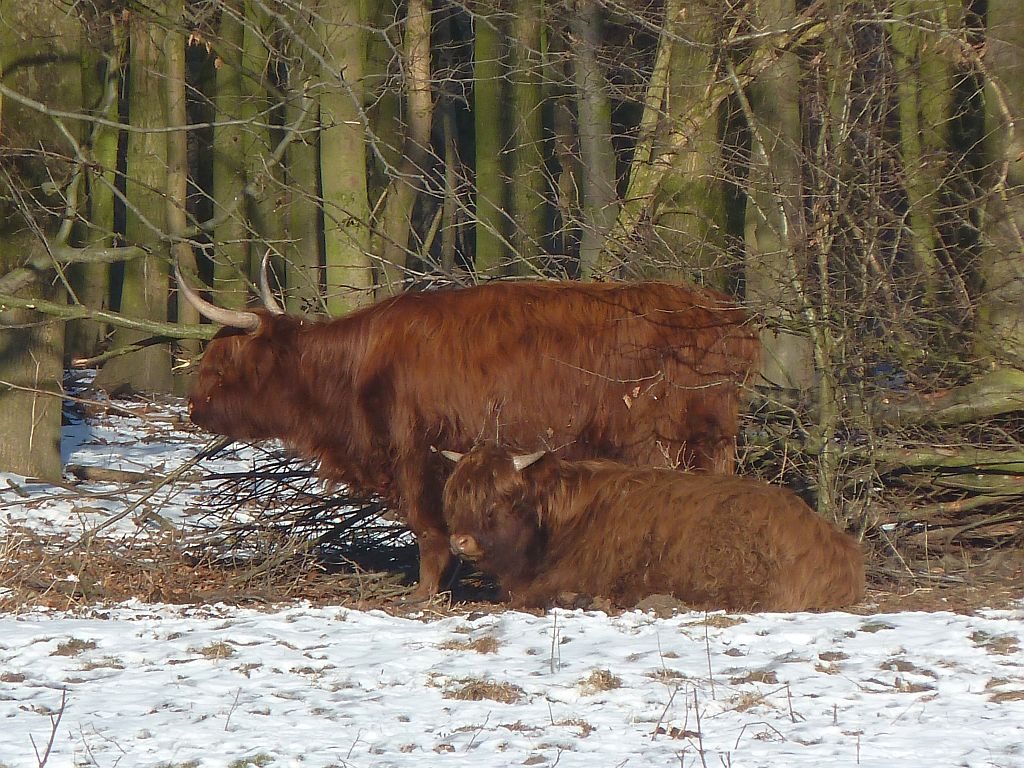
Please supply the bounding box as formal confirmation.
[442,444,865,611]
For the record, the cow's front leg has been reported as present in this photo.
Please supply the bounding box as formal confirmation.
[399,461,454,602]
[409,526,454,601]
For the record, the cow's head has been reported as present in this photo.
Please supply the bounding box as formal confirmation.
[178,256,304,440]
[441,444,550,580]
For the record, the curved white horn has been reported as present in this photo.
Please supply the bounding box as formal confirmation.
[174,259,261,331]
[512,450,546,472]
[259,250,286,316]
[440,450,464,463]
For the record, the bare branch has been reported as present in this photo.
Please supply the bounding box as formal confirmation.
[0,293,216,340]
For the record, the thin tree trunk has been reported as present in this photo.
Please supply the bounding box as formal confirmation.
[571,0,617,279]
[508,0,546,273]
[441,103,460,273]
[241,3,283,278]
[0,232,64,482]
[472,2,508,276]
[67,14,119,359]
[0,1,79,479]
[94,2,172,393]
[550,89,581,271]
[597,0,679,277]
[978,0,1024,362]
[211,0,250,308]
[285,102,323,313]
[743,0,813,390]
[283,4,324,314]
[379,0,433,293]
[165,0,198,388]
[802,0,849,524]
[320,0,374,312]
[891,0,957,307]
[648,0,730,287]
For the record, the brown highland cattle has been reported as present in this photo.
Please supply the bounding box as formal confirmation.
[178,263,759,599]
[442,444,865,611]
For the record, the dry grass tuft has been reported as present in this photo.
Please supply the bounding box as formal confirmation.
[579,668,622,694]
[648,668,686,682]
[729,669,779,685]
[51,638,97,657]
[652,725,701,739]
[555,718,595,737]
[985,679,1024,704]
[499,720,543,735]
[970,631,1021,656]
[192,641,235,660]
[82,657,125,671]
[685,615,746,629]
[437,635,501,654]
[444,678,525,704]
[728,691,775,713]
[818,651,849,662]
[879,658,937,678]
[859,620,896,634]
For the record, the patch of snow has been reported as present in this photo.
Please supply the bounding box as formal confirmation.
[0,604,1022,767]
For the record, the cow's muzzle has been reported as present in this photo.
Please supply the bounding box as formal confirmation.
[449,533,483,560]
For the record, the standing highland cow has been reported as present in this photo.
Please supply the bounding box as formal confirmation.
[442,444,864,611]
[179,260,759,599]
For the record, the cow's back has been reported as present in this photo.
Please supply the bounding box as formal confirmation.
[351,280,758,472]
[523,465,863,611]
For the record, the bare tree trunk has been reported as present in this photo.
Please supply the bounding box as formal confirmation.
[440,102,460,274]
[241,3,283,278]
[769,0,850,523]
[597,0,679,277]
[67,13,119,359]
[211,0,251,308]
[891,0,958,309]
[378,0,433,293]
[0,232,64,482]
[0,1,78,480]
[648,0,730,287]
[508,0,546,273]
[472,1,509,276]
[743,0,814,390]
[978,0,1024,362]
[285,99,323,313]
[165,0,198,390]
[95,2,173,393]
[602,0,821,277]
[571,0,618,279]
[320,0,374,312]
[283,4,324,314]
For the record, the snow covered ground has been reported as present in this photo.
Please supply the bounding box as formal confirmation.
[1,382,1022,767]
[3,601,1023,768]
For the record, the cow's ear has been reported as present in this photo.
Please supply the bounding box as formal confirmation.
[440,450,464,463]
[512,450,546,472]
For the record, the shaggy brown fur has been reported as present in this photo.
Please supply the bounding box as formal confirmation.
[443,444,864,611]
[186,280,759,599]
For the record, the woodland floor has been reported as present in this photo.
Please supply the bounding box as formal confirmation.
[2,525,1021,618]
[1,377,1021,618]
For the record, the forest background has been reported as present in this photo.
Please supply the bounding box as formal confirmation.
[2,0,1023,563]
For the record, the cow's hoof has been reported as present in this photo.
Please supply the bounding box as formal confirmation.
[395,585,436,606]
